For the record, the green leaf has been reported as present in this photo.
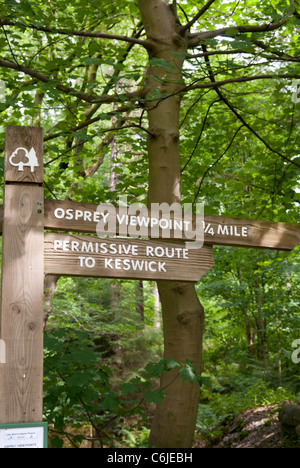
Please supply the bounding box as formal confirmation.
[50,436,64,449]
[144,360,166,378]
[144,388,165,404]
[81,57,102,65]
[121,381,139,395]
[101,392,120,411]
[144,358,179,378]
[224,28,240,36]
[179,363,198,384]
[165,359,180,370]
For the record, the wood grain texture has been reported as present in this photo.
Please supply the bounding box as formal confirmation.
[0,176,44,422]
[5,126,43,184]
[0,185,44,424]
[44,233,214,282]
[44,199,300,251]
[199,215,300,251]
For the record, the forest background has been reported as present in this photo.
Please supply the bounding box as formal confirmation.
[0,0,299,448]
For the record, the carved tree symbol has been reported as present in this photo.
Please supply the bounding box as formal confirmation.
[27,147,39,172]
[9,147,39,172]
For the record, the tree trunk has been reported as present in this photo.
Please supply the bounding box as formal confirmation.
[153,283,162,329]
[138,0,205,448]
[151,282,204,447]
[276,317,282,384]
[135,280,145,322]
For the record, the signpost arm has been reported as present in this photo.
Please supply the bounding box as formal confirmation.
[0,126,44,424]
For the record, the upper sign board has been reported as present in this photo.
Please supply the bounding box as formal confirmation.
[4,125,43,184]
[44,199,300,251]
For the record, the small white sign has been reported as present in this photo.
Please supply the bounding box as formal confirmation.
[8,147,39,172]
[0,424,47,448]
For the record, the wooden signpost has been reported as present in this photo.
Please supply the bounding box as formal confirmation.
[0,126,44,427]
[0,125,299,442]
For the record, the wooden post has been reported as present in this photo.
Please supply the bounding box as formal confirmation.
[0,126,44,424]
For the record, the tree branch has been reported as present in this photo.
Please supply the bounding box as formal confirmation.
[200,44,300,168]
[0,21,152,49]
[188,49,252,59]
[1,25,19,64]
[188,47,300,63]
[181,98,221,172]
[194,124,244,201]
[251,38,300,62]
[0,58,143,105]
[44,24,145,144]
[185,73,300,92]
[0,58,101,103]
[188,16,289,47]
[181,0,217,33]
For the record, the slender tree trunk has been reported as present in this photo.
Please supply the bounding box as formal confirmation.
[276,316,282,384]
[152,282,204,447]
[244,315,255,356]
[135,280,145,322]
[255,279,268,365]
[153,283,162,329]
[138,0,205,447]
[238,269,255,356]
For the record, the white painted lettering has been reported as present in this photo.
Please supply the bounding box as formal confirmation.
[149,261,156,272]
[54,240,63,250]
[93,211,101,223]
[75,210,83,220]
[173,219,183,231]
[110,244,117,254]
[132,259,144,271]
[71,241,79,251]
[85,257,95,268]
[54,208,65,219]
[232,226,240,236]
[159,218,169,229]
[218,224,229,235]
[130,216,137,226]
[84,211,92,222]
[101,212,109,224]
[105,258,113,269]
[82,241,93,253]
[123,259,131,270]
[65,209,74,220]
[99,243,108,254]
[116,214,127,224]
[242,226,248,237]
[146,246,154,256]
[137,216,150,228]
[62,241,70,251]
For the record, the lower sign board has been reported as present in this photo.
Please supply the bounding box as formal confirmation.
[44,233,214,282]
